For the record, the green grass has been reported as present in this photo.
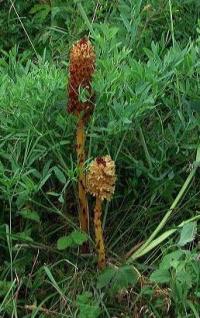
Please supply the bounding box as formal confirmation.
[1,1,200,317]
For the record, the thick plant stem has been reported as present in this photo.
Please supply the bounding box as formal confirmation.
[94,197,105,269]
[76,115,89,233]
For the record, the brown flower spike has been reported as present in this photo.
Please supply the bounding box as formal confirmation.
[87,156,116,269]
[67,38,95,240]
[68,38,95,118]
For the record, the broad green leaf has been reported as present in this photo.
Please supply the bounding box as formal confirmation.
[18,209,40,223]
[150,269,171,283]
[76,292,101,318]
[57,236,73,250]
[53,167,66,184]
[178,222,197,247]
[159,250,184,270]
[176,270,192,287]
[97,265,138,293]
[96,267,116,289]
[112,265,138,293]
[70,231,88,245]
[57,231,88,250]
[77,292,93,305]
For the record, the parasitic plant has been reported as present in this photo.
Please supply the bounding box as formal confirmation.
[87,156,116,269]
[67,38,95,234]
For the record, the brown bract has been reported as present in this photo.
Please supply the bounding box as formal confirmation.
[87,156,116,201]
[67,38,95,119]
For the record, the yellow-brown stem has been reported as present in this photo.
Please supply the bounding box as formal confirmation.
[94,197,105,269]
[76,115,89,233]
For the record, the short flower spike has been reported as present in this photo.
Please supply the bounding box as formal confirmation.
[68,38,95,119]
[87,156,116,269]
[87,156,116,201]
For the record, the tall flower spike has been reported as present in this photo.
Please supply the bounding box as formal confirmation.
[67,38,95,246]
[87,156,116,269]
[68,38,95,119]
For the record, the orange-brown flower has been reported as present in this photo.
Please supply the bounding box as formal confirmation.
[86,155,116,201]
[67,38,95,118]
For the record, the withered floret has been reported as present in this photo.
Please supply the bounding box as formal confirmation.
[68,38,95,117]
[87,156,116,201]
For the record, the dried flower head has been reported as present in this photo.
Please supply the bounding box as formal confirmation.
[87,155,116,201]
[67,38,95,118]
